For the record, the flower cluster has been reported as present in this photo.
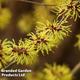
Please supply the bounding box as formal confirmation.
[0,19,71,68]
[43,64,72,80]
[57,0,80,21]
[34,20,71,54]
[28,31,54,54]
[44,0,80,21]
[36,20,70,36]
[0,39,12,69]
[9,39,38,65]
[0,39,38,69]
[26,64,72,80]
[44,0,71,13]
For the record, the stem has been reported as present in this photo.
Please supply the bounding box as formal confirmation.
[3,60,16,70]
[17,0,56,6]
[72,62,80,76]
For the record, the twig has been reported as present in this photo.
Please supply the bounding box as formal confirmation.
[72,62,80,75]
[3,60,16,70]
[17,0,56,6]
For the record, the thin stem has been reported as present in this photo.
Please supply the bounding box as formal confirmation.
[3,60,16,70]
[17,0,56,6]
[72,62,80,75]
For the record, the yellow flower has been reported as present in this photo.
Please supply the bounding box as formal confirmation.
[17,14,33,33]
[0,8,12,29]
[43,64,72,80]
[10,39,38,65]
[43,0,71,14]
[0,39,12,69]
[58,0,80,21]
[26,64,72,80]
[28,31,56,54]
[34,20,71,54]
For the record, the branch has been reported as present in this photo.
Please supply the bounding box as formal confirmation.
[17,0,56,6]
[72,62,80,75]
[3,61,16,70]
